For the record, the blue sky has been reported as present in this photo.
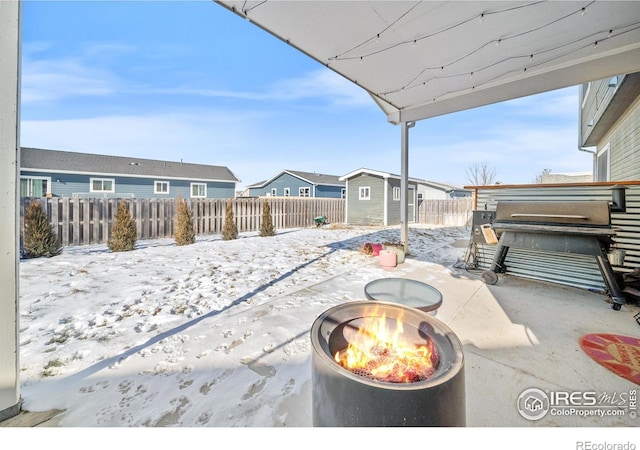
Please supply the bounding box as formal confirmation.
[19,0,593,190]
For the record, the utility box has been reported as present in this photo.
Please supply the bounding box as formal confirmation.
[472,210,496,243]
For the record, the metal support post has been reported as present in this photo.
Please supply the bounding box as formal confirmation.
[400,121,414,254]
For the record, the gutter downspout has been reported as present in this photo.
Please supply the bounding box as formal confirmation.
[578,83,597,174]
[579,146,597,182]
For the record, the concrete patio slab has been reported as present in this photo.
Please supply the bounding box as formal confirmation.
[2,249,639,432]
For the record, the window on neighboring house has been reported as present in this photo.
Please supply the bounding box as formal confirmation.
[271,188,277,197]
[191,183,207,198]
[299,187,310,197]
[154,181,170,194]
[284,188,290,197]
[20,177,50,197]
[90,178,115,193]
[359,186,370,200]
[341,188,346,199]
[393,187,401,201]
[596,143,610,182]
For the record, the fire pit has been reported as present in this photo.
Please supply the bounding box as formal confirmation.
[311,301,465,427]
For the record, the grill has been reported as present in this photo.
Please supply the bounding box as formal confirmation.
[481,200,626,310]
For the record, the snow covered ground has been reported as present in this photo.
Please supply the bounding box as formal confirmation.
[16,223,470,428]
[8,222,637,448]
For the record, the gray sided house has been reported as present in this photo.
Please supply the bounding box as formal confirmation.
[414,179,472,201]
[340,168,419,226]
[580,72,640,181]
[244,169,345,198]
[20,147,240,199]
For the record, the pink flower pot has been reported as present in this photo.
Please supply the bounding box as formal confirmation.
[378,249,397,268]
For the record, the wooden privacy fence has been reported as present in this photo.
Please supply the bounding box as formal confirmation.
[20,197,346,247]
[417,197,474,226]
[20,196,473,247]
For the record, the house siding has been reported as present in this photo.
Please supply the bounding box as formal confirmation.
[413,180,471,200]
[247,172,344,198]
[580,73,640,182]
[386,179,416,225]
[581,76,622,145]
[408,185,416,222]
[20,171,236,199]
[248,172,314,197]
[386,179,417,224]
[387,178,401,225]
[315,184,344,198]
[418,184,448,200]
[607,94,640,181]
[346,174,385,225]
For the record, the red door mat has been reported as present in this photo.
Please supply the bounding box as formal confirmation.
[579,334,640,385]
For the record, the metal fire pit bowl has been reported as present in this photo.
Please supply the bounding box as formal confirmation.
[311,301,465,427]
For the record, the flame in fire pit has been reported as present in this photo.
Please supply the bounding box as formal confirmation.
[333,310,440,383]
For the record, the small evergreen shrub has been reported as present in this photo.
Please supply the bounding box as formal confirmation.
[221,199,238,240]
[22,199,62,258]
[259,199,276,237]
[174,195,195,246]
[108,199,137,252]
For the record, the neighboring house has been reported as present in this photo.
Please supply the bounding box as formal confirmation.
[20,147,240,199]
[243,169,345,198]
[414,178,472,201]
[580,72,640,181]
[339,168,420,226]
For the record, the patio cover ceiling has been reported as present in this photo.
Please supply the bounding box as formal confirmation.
[216,1,640,124]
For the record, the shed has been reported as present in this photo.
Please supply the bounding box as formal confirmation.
[340,168,418,226]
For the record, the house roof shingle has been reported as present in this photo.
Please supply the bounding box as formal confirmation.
[285,170,344,187]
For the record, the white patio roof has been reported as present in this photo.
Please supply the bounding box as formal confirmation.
[216,0,640,124]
